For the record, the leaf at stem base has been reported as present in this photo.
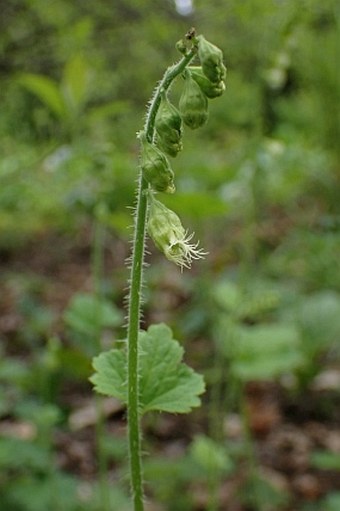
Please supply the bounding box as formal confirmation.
[90,323,205,414]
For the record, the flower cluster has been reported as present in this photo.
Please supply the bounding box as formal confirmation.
[140,32,226,270]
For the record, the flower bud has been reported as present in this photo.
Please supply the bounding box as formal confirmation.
[140,134,175,193]
[156,137,182,158]
[155,93,183,157]
[176,38,187,55]
[197,35,226,84]
[147,196,207,270]
[179,71,208,129]
[188,66,226,99]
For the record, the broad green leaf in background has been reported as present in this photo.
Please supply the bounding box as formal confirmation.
[190,435,233,474]
[63,292,123,337]
[89,483,132,511]
[17,55,91,125]
[5,473,80,511]
[88,100,131,121]
[240,473,288,510]
[91,323,205,414]
[0,357,30,386]
[310,493,340,511]
[311,450,340,471]
[0,438,50,471]
[213,279,281,320]
[214,281,241,312]
[61,54,91,113]
[297,291,340,353]
[162,191,228,219]
[230,323,304,381]
[322,493,340,511]
[17,74,66,119]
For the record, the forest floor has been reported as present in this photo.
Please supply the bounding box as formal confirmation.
[1,230,340,511]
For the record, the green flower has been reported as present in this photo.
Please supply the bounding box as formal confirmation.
[179,70,208,130]
[140,133,175,193]
[197,35,226,84]
[155,92,183,157]
[147,196,207,270]
[188,66,226,99]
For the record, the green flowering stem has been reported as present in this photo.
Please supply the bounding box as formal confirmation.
[143,45,198,142]
[126,44,197,511]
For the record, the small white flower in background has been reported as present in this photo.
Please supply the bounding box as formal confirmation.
[147,195,207,271]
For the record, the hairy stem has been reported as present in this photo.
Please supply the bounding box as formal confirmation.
[126,44,197,511]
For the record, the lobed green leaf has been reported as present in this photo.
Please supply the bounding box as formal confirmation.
[90,323,205,414]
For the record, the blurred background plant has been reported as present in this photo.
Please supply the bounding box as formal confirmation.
[0,0,339,510]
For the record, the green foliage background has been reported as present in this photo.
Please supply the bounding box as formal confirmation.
[0,1,339,510]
